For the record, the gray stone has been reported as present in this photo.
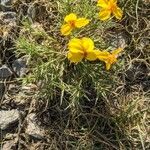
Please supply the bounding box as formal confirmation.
[0,65,12,78]
[0,109,19,130]
[0,0,15,11]
[25,113,45,139]
[12,57,27,77]
[1,0,12,6]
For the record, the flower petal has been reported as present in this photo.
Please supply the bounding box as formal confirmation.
[97,0,108,8]
[68,38,83,52]
[93,50,103,56]
[96,50,110,56]
[106,62,111,70]
[82,37,94,52]
[97,55,108,61]
[99,9,111,21]
[113,6,123,20]
[67,51,84,63]
[112,48,123,55]
[97,51,111,62]
[75,18,90,28]
[110,0,117,4]
[64,13,77,23]
[61,24,73,36]
[86,51,97,61]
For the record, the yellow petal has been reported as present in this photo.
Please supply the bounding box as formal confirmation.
[97,51,111,62]
[106,62,111,70]
[75,18,90,28]
[82,37,94,52]
[97,55,108,61]
[112,48,123,55]
[97,50,110,56]
[99,9,111,21]
[93,50,103,56]
[113,6,123,20]
[64,13,77,23]
[67,51,84,63]
[110,0,117,4]
[68,38,83,52]
[97,0,108,8]
[61,24,73,36]
[97,51,110,58]
[86,50,97,61]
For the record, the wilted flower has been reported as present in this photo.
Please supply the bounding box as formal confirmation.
[97,48,123,70]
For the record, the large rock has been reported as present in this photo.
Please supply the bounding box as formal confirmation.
[0,65,12,78]
[0,109,19,130]
[12,57,28,77]
[25,113,45,139]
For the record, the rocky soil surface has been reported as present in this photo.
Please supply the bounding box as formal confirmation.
[0,0,149,150]
[0,1,46,149]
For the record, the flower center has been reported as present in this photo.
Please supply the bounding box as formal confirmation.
[69,21,75,27]
[79,46,87,58]
[109,3,117,12]
[84,51,87,58]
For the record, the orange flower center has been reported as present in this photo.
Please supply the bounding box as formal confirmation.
[69,21,75,28]
[79,46,87,58]
[108,2,117,12]
[83,51,87,58]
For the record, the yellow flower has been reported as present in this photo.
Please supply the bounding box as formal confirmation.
[67,38,98,63]
[97,0,123,21]
[61,13,90,36]
[97,48,123,70]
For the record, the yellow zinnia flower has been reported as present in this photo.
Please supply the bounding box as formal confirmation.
[67,38,98,63]
[97,48,123,70]
[97,0,123,21]
[61,13,90,36]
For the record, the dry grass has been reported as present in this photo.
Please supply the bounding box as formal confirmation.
[0,0,150,149]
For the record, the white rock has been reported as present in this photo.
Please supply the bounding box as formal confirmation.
[0,109,19,130]
[25,113,45,139]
